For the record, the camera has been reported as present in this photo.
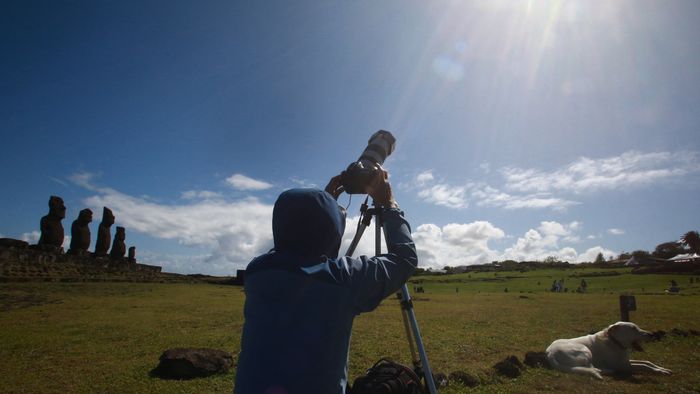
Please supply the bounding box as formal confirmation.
[341,130,396,194]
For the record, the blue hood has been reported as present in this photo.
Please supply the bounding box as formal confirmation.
[272,188,346,259]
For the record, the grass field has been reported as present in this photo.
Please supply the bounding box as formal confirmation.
[1,268,699,393]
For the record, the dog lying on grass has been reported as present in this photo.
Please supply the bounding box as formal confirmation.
[546,321,672,379]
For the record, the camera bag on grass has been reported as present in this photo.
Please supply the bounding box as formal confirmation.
[351,358,425,394]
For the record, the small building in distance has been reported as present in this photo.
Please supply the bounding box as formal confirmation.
[668,253,700,263]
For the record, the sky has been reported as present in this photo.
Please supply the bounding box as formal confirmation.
[1,0,699,275]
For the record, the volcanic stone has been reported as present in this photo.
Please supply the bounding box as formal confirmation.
[153,348,233,379]
[448,370,480,387]
[523,351,549,368]
[493,355,524,378]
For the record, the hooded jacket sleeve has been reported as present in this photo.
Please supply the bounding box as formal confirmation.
[344,208,417,313]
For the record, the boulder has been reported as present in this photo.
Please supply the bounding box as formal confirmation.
[153,348,233,379]
[432,372,448,388]
[671,328,689,337]
[493,355,524,378]
[448,370,480,387]
[523,351,549,368]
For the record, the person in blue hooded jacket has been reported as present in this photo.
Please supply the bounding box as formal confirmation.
[234,170,417,394]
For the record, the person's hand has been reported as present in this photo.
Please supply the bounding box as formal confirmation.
[324,174,344,200]
[365,168,398,208]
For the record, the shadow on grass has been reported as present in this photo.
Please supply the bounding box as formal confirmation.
[149,364,202,381]
[609,373,643,384]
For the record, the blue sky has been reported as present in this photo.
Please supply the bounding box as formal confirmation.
[2,0,699,275]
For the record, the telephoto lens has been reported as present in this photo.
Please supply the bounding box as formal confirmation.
[342,130,396,194]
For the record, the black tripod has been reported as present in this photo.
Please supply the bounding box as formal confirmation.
[345,198,438,394]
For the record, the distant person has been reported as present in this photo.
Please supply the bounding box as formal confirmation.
[668,279,680,293]
[234,170,417,394]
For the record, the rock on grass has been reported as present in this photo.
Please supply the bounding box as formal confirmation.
[448,370,480,387]
[152,348,234,380]
[493,355,524,378]
[524,351,549,368]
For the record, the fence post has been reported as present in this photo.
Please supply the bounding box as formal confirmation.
[619,295,636,322]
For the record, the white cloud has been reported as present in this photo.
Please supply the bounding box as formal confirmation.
[501,228,601,263]
[411,172,577,212]
[469,184,578,211]
[502,151,699,194]
[21,231,40,243]
[340,215,386,259]
[82,191,273,268]
[558,247,579,262]
[502,229,555,262]
[608,228,625,235]
[538,221,570,237]
[289,177,318,189]
[538,221,581,240]
[70,173,391,274]
[137,251,217,275]
[66,173,621,274]
[225,174,273,191]
[577,246,616,263]
[49,177,69,187]
[411,150,697,212]
[407,218,617,268]
[415,171,435,186]
[69,172,99,190]
[417,184,469,209]
[181,190,223,200]
[412,170,469,209]
[412,221,505,268]
[19,231,70,248]
[499,221,611,263]
[69,173,274,272]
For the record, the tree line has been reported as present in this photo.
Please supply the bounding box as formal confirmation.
[594,230,699,264]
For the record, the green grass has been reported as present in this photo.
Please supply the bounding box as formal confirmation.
[1,268,699,393]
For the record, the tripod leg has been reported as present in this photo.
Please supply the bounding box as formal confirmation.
[345,198,373,257]
[397,292,420,370]
[375,210,382,256]
[399,284,438,394]
[344,222,368,257]
[347,204,437,393]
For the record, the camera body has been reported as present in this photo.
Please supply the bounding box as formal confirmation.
[341,130,396,194]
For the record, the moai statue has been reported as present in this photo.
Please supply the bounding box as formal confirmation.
[128,246,136,264]
[38,196,66,248]
[110,226,126,259]
[94,207,115,256]
[68,209,93,255]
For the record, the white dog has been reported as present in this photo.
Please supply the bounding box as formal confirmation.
[546,321,672,379]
